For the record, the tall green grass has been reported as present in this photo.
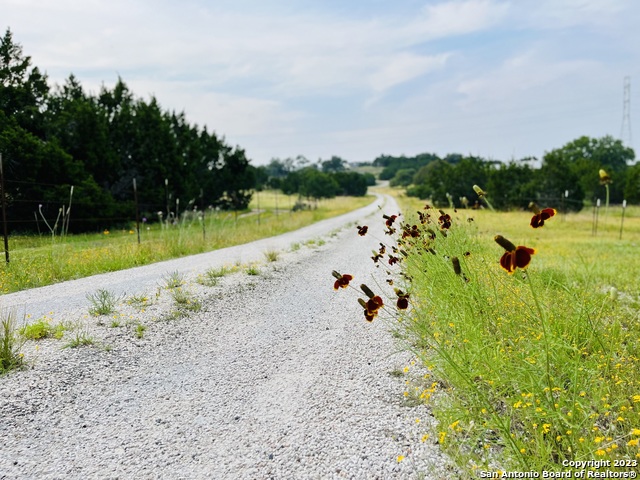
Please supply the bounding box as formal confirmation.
[335,190,640,474]
[1,192,372,294]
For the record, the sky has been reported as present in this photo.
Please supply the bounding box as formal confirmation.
[2,0,639,166]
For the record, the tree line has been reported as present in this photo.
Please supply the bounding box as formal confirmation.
[1,29,374,233]
[1,28,254,233]
[375,135,637,211]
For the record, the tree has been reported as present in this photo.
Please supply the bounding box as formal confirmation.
[624,162,640,203]
[331,171,368,196]
[299,168,339,201]
[539,147,585,212]
[543,136,634,204]
[408,159,453,204]
[486,161,538,210]
[0,28,49,136]
[389,168,415,187]
[321,156,347,173]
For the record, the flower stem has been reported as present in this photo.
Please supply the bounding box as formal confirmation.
[524,271,556,409]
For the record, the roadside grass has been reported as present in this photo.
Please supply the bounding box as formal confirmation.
[163,271,185,289]
[86,289,120,316]
[170,287,202,313]
[333,190,640,474]
[263,249,279,262]
[0,309,24,374]
[196,265,233,286]
[62,327,94,349]
[0,193,373,294]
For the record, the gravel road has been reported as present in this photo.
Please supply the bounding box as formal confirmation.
[0,195,458,479]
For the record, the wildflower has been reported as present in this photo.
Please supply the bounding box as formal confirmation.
[473,185,486,197]
[395,289,410,310]
[438,210,452,229]
[529,203,557,229]
[366,296,384,315]
[357,225,368,236]
[103,229,110,235]
[397,455,405,462]
[451,257,461,275]
[332,271,353,290]
[599,169,612,185]
[494,235,536,273]
[383,214,398,227]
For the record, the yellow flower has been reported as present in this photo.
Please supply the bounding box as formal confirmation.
[632,429,640,436]
[627,439,639,447]
[421,434,430,442]
[595,449,606,456]
[397,455,405,463]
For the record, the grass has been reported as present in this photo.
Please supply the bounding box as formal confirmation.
[163,271,185,289]
[333,188,640,474]
[0,192,373,294]
[170,287,202,312]
[196,265,232,286]
[86,289,120,316]
[63,328,94,348]
[135,324,146,339]
[0,309,24,374]
[263,249,279,262]
[126,293,151,308]
[245,265,260,276]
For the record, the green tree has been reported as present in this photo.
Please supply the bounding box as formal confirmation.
[321,155,347,173]
[389,168,415,187]
[298,168,339,201]
[624,162,640,203]
[331,171,368,196]
[486,161,538,210]
[0,28,49,136]
[408,159,453,204]
[544,136,634,204]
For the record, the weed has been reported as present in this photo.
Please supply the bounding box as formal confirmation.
[135,324,146,339]
[0,309,24,374]
[127,293,150,308]
[290,242,301,252]
[196,266,230,287]
[19,316,65,340]
[110,320,121,328]
[171,288,202,312]
[63,329,94,348]
[245,265,260,276]
[87,289,120,316]
[263,249,279,262]
[163,271,185,289]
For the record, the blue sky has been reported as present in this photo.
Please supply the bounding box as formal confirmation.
[2,0,638,165]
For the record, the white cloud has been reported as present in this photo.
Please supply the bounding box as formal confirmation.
[411,0,510,39]
[369,52,451,93]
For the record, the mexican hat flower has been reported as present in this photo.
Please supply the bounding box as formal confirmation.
[494,235,536,273]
